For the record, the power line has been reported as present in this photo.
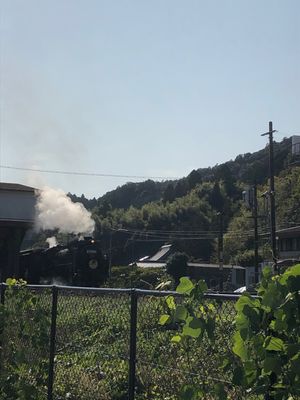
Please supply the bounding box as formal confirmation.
[0,135,294,183]
[109,227,270,241]
[110,226,270,235]
[0,164,180,181]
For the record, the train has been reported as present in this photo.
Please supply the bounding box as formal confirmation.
[19,237,109,287]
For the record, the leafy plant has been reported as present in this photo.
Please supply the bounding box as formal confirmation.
[159,277,223,397]
[165,253,189,287]
[160,265,300,399]
[231,264,300,399]
[0,279,50,400]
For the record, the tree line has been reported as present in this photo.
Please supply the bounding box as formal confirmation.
[65,137,300,267]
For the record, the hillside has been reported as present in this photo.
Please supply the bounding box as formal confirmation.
[70,137,292,211]
[67,136,299,267]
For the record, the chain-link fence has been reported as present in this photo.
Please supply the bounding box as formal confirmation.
[0,284,262,400]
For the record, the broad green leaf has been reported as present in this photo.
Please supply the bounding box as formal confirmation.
[271,309,287,332]
[243,305,260,329]
[166,296,176,310]
[6,278,17,286]
[176,277,194,294]
[279,264,300,285]
[233,331,248,361]
[263,356,282,375]
[264,336,284,352]
[236,314,250,331]
[183,317,202,338]
[261,283,282,310]
[239,328,249,341]
[252,334,265,358]
[189,317,202,329]
[159,314,171,325]
[175,305,188,321]
[273,383,287,390]
[244,361,257,385]
[235,295,260,313]
[171,335,182,343]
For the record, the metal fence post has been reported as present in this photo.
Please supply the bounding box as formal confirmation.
[0,283,6,374]
[0,283,5,305]
[128,289,138,400]
[47,286,58,400]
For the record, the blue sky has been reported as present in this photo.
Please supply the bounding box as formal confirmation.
[1,1,299,198]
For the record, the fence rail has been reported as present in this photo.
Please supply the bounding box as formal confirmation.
[0,283,259,400]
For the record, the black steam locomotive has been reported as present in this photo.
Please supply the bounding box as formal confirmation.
[19,237,109,287]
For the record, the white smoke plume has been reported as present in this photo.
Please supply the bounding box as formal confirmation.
[35,187,95,235]
[46,236,58,248]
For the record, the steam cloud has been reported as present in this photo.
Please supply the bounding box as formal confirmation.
[46,236,58,248]
[35,187,95,235]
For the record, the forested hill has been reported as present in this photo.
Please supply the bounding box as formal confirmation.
[69,137,292,211]
[65,136,300,267]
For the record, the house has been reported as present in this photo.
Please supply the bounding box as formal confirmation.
[277,226,300,261]
[0,183,36,281]
[134,243,246,290]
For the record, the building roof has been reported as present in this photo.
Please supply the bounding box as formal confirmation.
[277,226,300,238]
[188,262,245,270]
[136,261,245,270]
[148,244,173,261]
[136,262,166,269]
[0,182,35,193]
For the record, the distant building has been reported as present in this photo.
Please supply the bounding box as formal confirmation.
[292,136,300,156]
[277,226,300,261]
[134,243,246,290]
[0,183,36,281]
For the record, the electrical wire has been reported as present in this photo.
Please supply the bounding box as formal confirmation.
[0,164,180,181]
[108,227,271,242]
[0,132,294,182]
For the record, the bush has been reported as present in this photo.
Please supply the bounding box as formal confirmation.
[160,264,300,399]
[165,252,188,286]
[0,279,50,400]
[107,265,168,289]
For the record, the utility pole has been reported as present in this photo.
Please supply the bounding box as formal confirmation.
[217,212,224,292]
[261,121,277,270]
[109,230,113,278]
[253,184,259,284]
[242,184,260,284]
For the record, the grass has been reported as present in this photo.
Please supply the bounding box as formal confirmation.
[1,286,261,400]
